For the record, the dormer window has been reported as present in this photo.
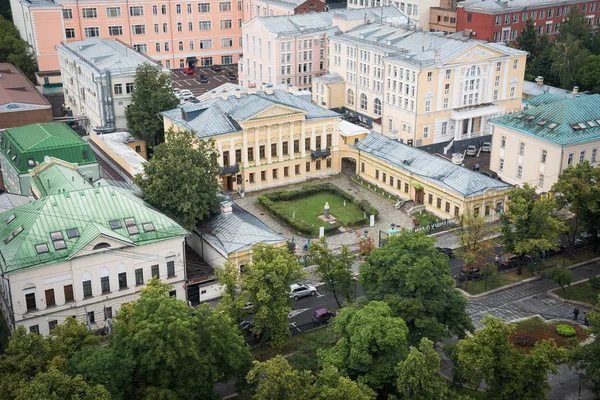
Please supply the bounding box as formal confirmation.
[142,222,155,232]
[5,214,16,224]
[109,219,122,230]
[35,243,49,254]
[93,242,111,250]
[66,228,80,238]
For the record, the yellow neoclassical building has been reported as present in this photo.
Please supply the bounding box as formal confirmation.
[161,85,340,193]
[320,25,527,151]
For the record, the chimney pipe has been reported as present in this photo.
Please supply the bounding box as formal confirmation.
[248,83,257,95]
[265,84,274,95]
[535,76,544,86]
[573,86,579,95]
[235,88,241,99]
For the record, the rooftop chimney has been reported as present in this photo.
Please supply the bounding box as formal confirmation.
[181,109,187,121]
[220,201,233,214]
[573,86,579,95]
[235,88,242,99]
[265,84,274,95]
[535,76,544,86]
[248,83,257,95]
[221,90,229,100]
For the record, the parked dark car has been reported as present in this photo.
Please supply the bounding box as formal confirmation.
[227,71,236,80]
[538,245,566,259]
[239,320,254,333]
[210,65,221,71]
[575,232,595,248]
[436,247,454,258]
[499,253,531,269]
[198,74,208,83]
[312,308,336,325]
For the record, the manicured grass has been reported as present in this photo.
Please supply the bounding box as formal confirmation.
[552,281,600,305]
[413,212,440,226]
[463,270,535,296]
[252,326,333,361]
[509,317,588,352]
[270,192,366,235]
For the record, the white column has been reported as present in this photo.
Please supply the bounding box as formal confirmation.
[454,120,461,141]
[267,125,272,164]
[321,124,327,150]
[301,122,306,158]
[254,128,260,166]
[311,127,316,152]
[467,118,473,138]
[242,130,249,168]
[290,123,295,161]
[278,123,283,161]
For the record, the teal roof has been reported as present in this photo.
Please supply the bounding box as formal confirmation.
[30,162,94,197]
[492,94,600,146]
[0,186,187,273]
[0,123,97,173]
[522,93,568,108]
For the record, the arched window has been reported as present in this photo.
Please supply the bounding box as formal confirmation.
[374,98,382,115]
[360,93,368,111]
[347,89,355,106]
[93,242,111,251]
[462,65,481,106]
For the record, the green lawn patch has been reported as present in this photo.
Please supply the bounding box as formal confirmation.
[509,317,588,352]
[463,270,535,296]
[552,281,600,305]
[258,183,378,236]
[413,212,440,226]
[541,248,598,269]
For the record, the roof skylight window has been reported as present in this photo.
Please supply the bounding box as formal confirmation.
[53,240,66,251]
[66,228,80,238]
[588,121,597,127]
[578,123,587,129]
[27,158,35,167]
[35,243,49,254]
[142,222,155,232]
[109,219,122,230]
[5,214,16,224]
[124,217,136,227]
[50,231,63,241]
[537,120,547,126]
[547,123,558,129]
[526,116,535,122]
[3,225,23,244]
[515,114,525,119]
[127,225,140,235]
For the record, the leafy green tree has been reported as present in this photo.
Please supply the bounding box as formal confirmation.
[112,278,252,399]
[543,268,572,298]
[216,261,249,323]
[68,346,135,400]
[125,62,179,146]
[48,316,100,361]
[458,316,563,400]
[0,17,37,81]
[570,295,600,395]
[308,237,355,307]
[500,184,565,274]
[134,128,220,230]
[315,365,376,400]
[557,5,592,48]
[527,44,560,87]
[576,54,600,93]
[247,355,316,400]
[360,231,473,344]
[0,0,11,20]
[14,367,110,400]
[243,245,305,347]
[517,19,539,55]
[319,301,409,390]
[551,34,589,89]
[552,161,600,251]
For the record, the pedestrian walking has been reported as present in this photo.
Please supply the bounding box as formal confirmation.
[574,308,580,321]
[494,255,500,266]
[584,312,589,326]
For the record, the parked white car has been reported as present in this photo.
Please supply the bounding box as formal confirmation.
[290,283,316,300]
[465,145,477,156]
[178,89,193,100]
[481,142,491,152]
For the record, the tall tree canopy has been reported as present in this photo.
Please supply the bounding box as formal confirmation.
[125,62,179,147]
[551,34,590,89]
[359,231,472,344]
[570,295,600,395]
[14,367,110,400]
[517,19,540,56]
[319,301,409,390]
[134,128,221,230]
[0,17,37,81]
[395,338,448,400]
[308,237,355,307]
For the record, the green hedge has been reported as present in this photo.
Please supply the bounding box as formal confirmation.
[556,324,577,337]
[258,183,378,235]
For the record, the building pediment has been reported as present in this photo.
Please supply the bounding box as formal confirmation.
[446,45,506,65]
[67,224,136,260]
[245,104,306,122]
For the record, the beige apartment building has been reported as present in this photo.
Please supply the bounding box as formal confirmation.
[490,94,600,193]
[323,24,526,150]
[346,0,434,30]
[161,85,341,193]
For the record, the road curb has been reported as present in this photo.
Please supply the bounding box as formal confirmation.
[546,274,600,309]
[457,275,541,299]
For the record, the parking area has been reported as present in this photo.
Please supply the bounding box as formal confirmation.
[171,64,238,97]
[437,147,491,171]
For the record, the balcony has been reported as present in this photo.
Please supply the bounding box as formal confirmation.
[311,148,331,160]
[218,164,240,176]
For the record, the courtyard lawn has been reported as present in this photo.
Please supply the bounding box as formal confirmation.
[552,281,600,305]
[463,269,535,296]
[270,192,366,236]
[413,211,440,226]
[509,317,588,352]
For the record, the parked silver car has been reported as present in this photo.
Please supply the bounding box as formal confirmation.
[465,145,477,156]
[289,283,317,300]
[481,142,491,152]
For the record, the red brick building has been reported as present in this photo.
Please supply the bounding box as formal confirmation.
[456,0,600,43]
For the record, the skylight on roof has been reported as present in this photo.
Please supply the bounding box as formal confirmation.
[142,222,155,232]
[547,123,558,129]
[35,243,49,254]
[50,231,63,241]
[571,123,581,130]
[53,240,66,251]
[124,217,136,227]
[578,123,587,129]
[3,225,23,244]
[596,119,600,125]
[66,228,80,238]
[27,158,35,167]
[515,114,525,119]
[526,116,535,122]
[127,225,139,235]
[5,214,16,224]
[588,121,597,127]
[537,120,548,126]
[109,219,122,230]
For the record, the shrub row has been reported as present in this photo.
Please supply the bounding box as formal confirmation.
[257,183,378,235]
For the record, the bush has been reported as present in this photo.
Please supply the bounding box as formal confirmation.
[556,324,577,337]
[513,335,537,347]
[589,276,600,290]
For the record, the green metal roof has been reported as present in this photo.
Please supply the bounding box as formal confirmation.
[30,162,94,197]
[491,94,600,146]
[522,93,568,108]
[0,123,97,173]
[0,186,187,273]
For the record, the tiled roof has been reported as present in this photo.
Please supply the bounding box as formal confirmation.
[0,123,97,173]
[332,24,525,67]
[0,63,50,107]
[460,0,583,13]
[196,202,285,254]
[0,186,187,273]
[161,89,340,138]
[354,133,511,197]
[491,94,600,146]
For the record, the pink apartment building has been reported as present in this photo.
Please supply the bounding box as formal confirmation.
[239,7,407,89]
[10,0,245,72]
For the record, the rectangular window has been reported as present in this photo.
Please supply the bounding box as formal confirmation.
[49,320,58,332]
[133,44,147,53]
[221,38,233,48]
[592,149,597,163]
[108,26,123,36]
[167,261,175,277]
[282,142,289,155]
[161,4,167,14]
[198,2,210,12]
[151,264,159,278]
[129,5,144,16]
[316,160,321,170]
[84,27,99,37]
[306,162,311,172]
[261,171,266,181]
[427,71,432,82]
[29,325,39,334]
[132,24,145,35]
[316,136,322,149]
[499,159,504,171]
[106,6,121,17]
[45,289,55,307]
[219,1,231,11]
[199,39,212,49]
[249,173,255,183]
[305,138,311,151]
[519,142,525,155]
[284,166,289,177]
[436,198,442,208]
[272,169,278,179]
[295,164,301,175]
[541,150,547,164]
[199,21,211,30]
[81,7,97,18]
[63,8,73,18]
[176,4,181,13]
[428,194,433,204]
[162,23,168,33]
[82,280,92,298]
[101,276,110,293]
[220,19,232,29]
[88,311,95,324]
[64,284,74,302]
[382,172,387,182]
[517,165,523,179]
[126,83,134,94]
[118,272,127,289]
[259,145,265,159]
[375,169,380,179]
[25,293,36,311]
[65,28,75,38]
[538,174,544,188]
[568,153,574,165]
[293,140,300,153]
[580,151,586,163]
[135,268,143,285]
[513,59,518,70]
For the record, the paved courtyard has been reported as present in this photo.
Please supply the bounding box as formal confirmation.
[234,174,414,249]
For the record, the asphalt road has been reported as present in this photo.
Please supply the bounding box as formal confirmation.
[171,65,238,97]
